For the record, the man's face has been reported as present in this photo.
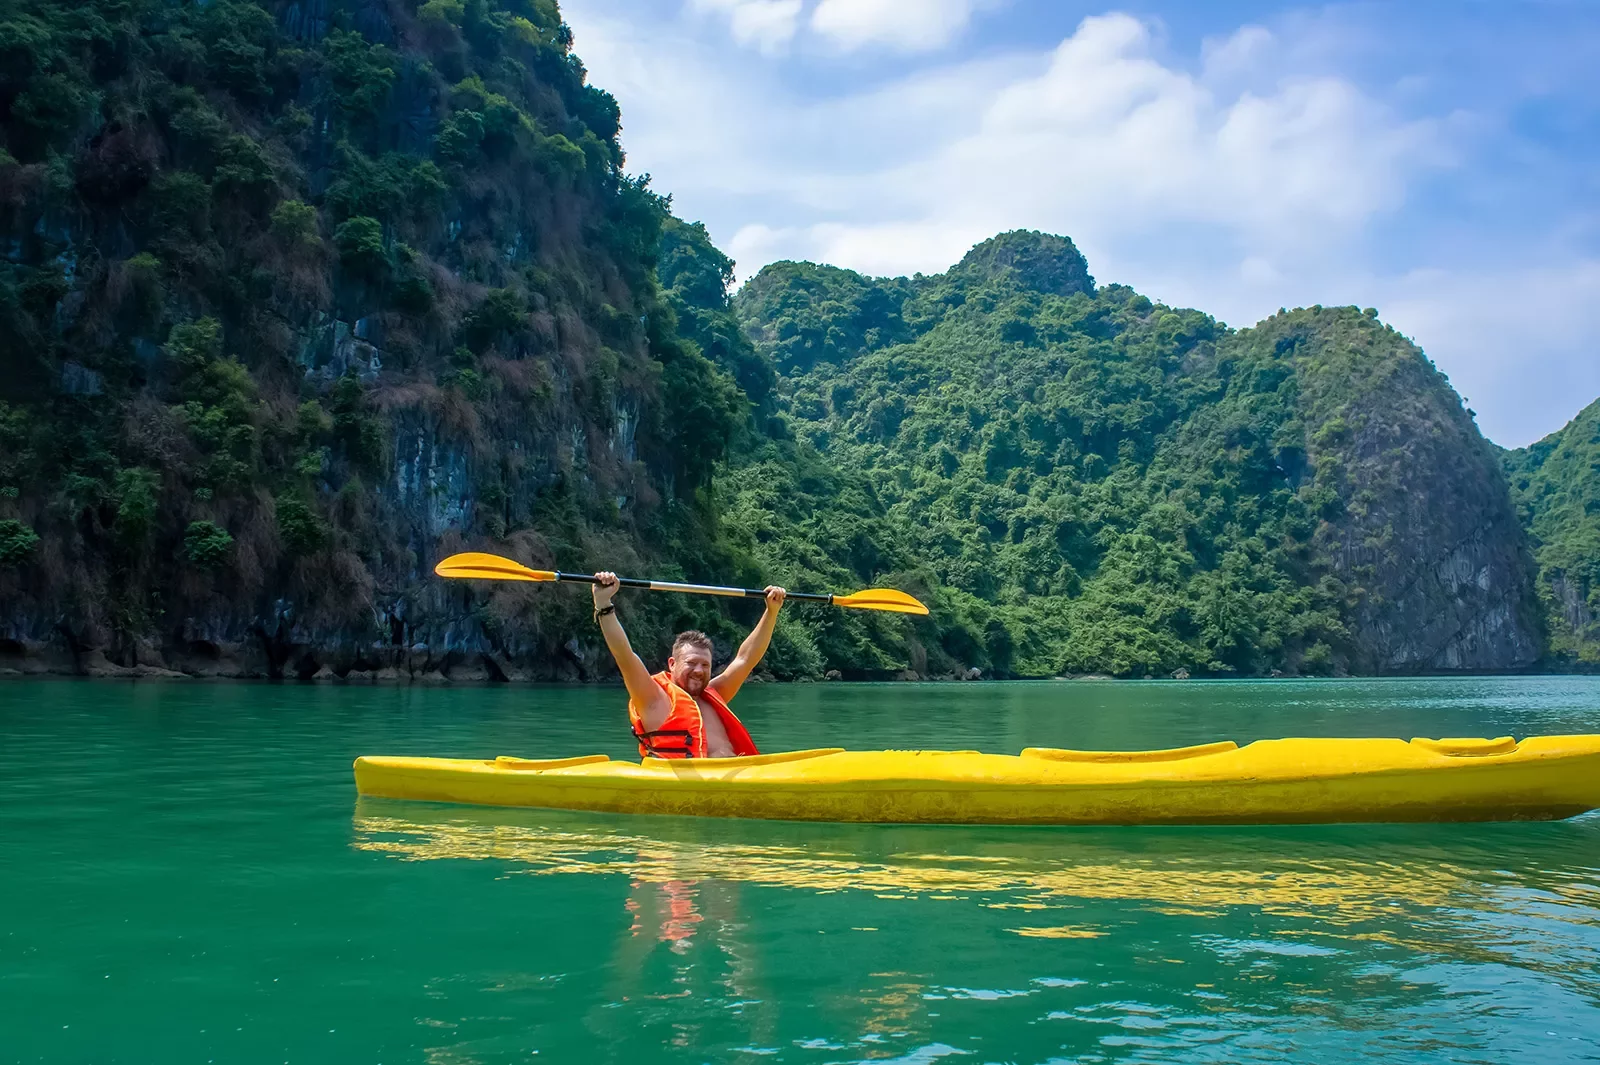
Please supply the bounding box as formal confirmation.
[669,645,713,694]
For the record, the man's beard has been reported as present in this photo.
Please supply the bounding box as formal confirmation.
[678,672,707,694]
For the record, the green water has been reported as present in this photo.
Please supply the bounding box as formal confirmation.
[4,677,1600,1064]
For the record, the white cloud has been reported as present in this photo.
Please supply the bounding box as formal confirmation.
[577,7,1446,285]
[730,219,992,279]
[677,11,1441,299]
[688,0,802,54]
[810,0,983,53]
[1201,24,1273,82]
[893,14,1440,248]
[575,8,1443,262]
[571,7,1026,203]
[1378,261,1600,447]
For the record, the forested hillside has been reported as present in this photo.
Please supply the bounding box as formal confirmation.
[0,0,761,678]
[1504,400,1600,666]
[729,234,1541,678]
[0,0,1552,680]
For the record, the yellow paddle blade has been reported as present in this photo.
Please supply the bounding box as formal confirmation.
[832,588,930,615]
[434,552,556,583]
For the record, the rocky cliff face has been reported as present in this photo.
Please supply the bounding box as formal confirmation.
[1504,398,1600,666]
[0,4,1552,680]
[1243,309,1542,672]
[731,242,1544,677]
[0,0,756,679]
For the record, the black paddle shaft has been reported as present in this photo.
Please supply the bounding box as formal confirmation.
[549,571,832,604]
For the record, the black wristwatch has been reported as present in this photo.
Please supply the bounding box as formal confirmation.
[594,604,616,623]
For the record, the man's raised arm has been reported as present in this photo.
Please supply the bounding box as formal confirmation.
[592,572,670,729]
[710,586,785,701]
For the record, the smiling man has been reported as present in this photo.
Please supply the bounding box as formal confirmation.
[591,571,786,759]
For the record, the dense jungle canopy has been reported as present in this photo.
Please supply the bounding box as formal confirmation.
[1504,399,1600,667]
[0,0,1591,679]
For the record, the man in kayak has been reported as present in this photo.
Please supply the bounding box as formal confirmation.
[591,571,786,759]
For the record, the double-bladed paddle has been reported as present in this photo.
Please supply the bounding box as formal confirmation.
[434,552,930,616]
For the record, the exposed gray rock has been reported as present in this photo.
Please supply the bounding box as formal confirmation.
[1285,309,1543,673]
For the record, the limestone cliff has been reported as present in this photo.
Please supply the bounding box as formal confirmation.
[0,0,755,679]
[1241,309,1542,672]
[0,5,1553,680]
[1504,398,1600,666]
[731,244,1543,677]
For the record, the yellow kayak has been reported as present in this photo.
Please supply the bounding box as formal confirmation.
[352,735,1600,826]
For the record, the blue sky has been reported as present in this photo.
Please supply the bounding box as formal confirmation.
[560,0,1600,447]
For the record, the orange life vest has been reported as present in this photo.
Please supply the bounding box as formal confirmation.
[629,671,760,759]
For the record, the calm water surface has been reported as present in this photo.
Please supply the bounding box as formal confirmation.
[3,676,1600,1063]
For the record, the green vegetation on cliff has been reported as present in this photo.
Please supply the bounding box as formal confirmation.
[731,238,1540,678]
[0,0,1547,681]
[1505,400,1600,665]
[0,0,754,672]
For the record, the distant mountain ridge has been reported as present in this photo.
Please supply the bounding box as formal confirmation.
[731,231,1543,677]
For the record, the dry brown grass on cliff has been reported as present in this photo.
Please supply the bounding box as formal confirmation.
[102,256,150,314]
[0,161,43,208]
[484,354,554,402]
[373,380,484,448]
[427,259,479,327]
[253,228,333,314]
[289,549,376,633]
[377,307,446,370]
[435,387,483,445]
[554,307,596,367]
[228,487,277,595]
[529,309,558,349]
[61,259,121,354]
[120,396,191,471]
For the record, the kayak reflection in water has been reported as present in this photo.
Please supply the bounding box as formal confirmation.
[591,571,786,759]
